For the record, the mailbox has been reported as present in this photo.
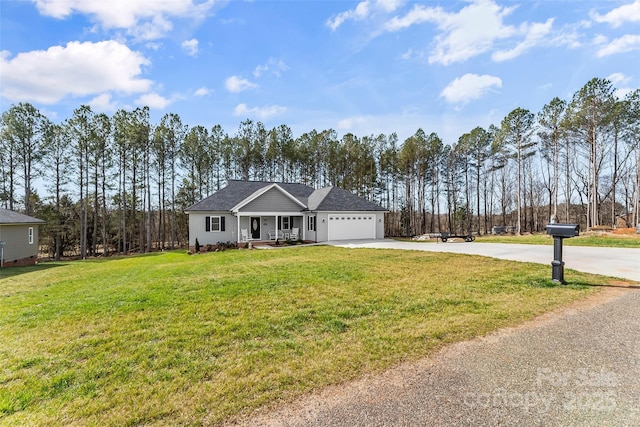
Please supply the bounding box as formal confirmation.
[545,223,579,284]
[546,224,579,238]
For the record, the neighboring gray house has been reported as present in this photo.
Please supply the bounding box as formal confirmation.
[185,180,386,246]
[0,208,45,267]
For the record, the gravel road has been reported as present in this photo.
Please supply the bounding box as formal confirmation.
[226,242,640,426]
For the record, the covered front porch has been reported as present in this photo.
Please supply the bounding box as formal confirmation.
[235,213,305,243]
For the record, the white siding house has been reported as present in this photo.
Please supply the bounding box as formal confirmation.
[0,209,45,267]
[185,181,386,246]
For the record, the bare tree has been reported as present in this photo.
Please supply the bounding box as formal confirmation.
[1,103,48,215]
[499,107,536,234]
[567,78,616,228]
[538,97,567,222]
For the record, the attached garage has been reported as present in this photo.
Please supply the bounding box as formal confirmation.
[186,181,387,245]
[327,214,376,241]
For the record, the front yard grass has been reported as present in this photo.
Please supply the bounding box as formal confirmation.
[476,233,640,247]
[0,247,615,425]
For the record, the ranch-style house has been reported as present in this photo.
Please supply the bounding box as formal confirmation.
[186,180,386,246]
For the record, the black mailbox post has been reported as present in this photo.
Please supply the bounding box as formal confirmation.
[546,224,579,284]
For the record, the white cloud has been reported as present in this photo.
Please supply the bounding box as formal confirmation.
[385,1,519,65]
[377,0,404,13]
[492,18,554,62]
[233,103,286,120]
[593,34,609,45]
[337,116,368,131]
[327,1,372,31]
[591,0,640,28]
[135,92,172,109]
[614,87,635,99]
[0,40,152,104]
[33,0,216,40]
[382,0,560,65]
[181,39,199,56]
[145,42,162,51]
[607,72,631,86]
[399,48,424,61]
[549,26,583,49]
[88,93,118,112]
[596,34,640,57]
[383,3,444,32]
[131,15,173,41]
[225,75,258,93]
[607,73,634,99]
[253,64,268,79]
[440,73,502,105]
[326,0,404,31]
[253,58,288,78]
[194,87,211,96]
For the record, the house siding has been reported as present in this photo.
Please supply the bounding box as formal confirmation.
[315,212,330,242]
[0,224,39,264]
[304,213,317,242]
[239,188,303,213]
[239,216,304,241]
[375,212,385,238]
[187,182,387,245]
[188,212,235,246]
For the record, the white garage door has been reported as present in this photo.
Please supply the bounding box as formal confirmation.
[328,214,376,240]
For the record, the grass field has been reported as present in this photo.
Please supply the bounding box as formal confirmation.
[404,233,640,248]
[476,233,640,247]
[0,246,616,425]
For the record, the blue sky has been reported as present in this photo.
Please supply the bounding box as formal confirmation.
[1,0,639,144]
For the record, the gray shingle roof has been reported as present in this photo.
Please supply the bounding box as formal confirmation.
[186,180,386,213]
[185,180,315,211]
[0,208,45,225]
[309,186,387,211]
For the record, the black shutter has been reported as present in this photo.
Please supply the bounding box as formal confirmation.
[289,216,293,228]
[278,216,281,229]
[221,216,225,231]
[205,216,210,232]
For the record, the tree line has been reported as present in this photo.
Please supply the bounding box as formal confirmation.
[1,77,638,259]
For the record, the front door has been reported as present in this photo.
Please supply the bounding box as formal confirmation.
[250,217,261,239]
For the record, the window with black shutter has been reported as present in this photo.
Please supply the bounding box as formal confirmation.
[206,216,224,232]
[279,216,293,229]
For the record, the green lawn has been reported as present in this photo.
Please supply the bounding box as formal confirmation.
[402,233,640,248]
[476,233,640,247]
[0,247,615,426]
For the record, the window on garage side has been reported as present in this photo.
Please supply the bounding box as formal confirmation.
[28,227,34,244]
[307,216,316,231]
[205,216,225,232]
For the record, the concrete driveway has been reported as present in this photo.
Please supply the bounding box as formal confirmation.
[329,239,640,282]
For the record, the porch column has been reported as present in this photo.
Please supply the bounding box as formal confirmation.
[237,214,240,243]
[275,215,279,240]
